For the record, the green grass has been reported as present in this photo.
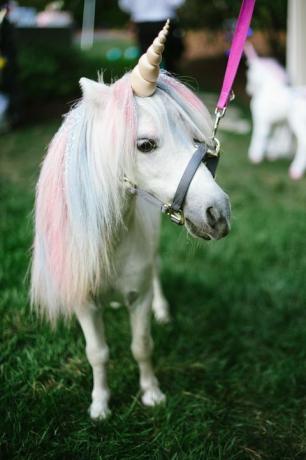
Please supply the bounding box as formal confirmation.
[1,116,306,460]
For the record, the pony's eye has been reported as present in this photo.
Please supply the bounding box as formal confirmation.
[137,138,157,153]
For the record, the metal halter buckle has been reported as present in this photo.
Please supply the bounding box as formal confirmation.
[123,176,136,192]
[162,204,185,225]
[207,137,221,157]
[213,108,226,140]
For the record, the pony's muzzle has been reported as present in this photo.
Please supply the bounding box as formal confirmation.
[185,192,231,241]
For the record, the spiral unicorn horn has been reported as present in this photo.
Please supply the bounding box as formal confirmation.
[131,19,170,97]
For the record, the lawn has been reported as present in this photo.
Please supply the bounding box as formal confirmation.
[1,109,306,460]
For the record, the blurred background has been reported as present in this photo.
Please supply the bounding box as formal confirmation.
[2,1,306,459]
[0,0,290,127]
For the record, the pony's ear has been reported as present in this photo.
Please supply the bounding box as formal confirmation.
[244,42,258,62]
[79,77,111,107]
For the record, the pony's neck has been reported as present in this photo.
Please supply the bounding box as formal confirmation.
[120,191,153,244]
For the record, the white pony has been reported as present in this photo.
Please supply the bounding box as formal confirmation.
[31,22,230,420]
[245,43,306,180]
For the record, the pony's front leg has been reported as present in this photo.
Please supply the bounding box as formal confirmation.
[248,118,270,164]
[128,288,166,406]
[152,260,170,324]
[76,302,110,420]
[289,139,306,180]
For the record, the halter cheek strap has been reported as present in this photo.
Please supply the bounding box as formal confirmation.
[171,144,207,213]
[124,143,219,226]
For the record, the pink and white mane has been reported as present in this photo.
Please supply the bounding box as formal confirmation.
[32,75,136,320]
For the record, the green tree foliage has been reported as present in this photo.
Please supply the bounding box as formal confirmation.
[179,0,287,31]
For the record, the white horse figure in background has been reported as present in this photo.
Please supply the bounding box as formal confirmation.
[245,43,306,180]
[31,22,230,420]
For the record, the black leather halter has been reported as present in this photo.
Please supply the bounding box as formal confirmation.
[124,142,220,225]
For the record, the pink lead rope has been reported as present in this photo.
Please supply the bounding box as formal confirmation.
[212,0,256,144]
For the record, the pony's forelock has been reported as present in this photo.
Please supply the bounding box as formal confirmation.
[157,73,213,143]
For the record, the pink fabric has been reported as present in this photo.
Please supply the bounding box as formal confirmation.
[217,0,256,109]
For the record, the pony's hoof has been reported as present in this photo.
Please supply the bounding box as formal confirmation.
[110,301,122,309]
[154,308,171,324]
[249,155,263,164]
[142,387,166,407]
[89,400,111,420]
[289,168,303,180]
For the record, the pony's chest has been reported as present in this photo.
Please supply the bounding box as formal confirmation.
[111,243,153,302]
[110,210,159,297]
[252,87,290,121]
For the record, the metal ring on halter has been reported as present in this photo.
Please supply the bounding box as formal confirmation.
[213,90,235,139]
[162,204,185,225]
[207,137,221,157]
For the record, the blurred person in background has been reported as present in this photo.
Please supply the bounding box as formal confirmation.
[118,0,185,73]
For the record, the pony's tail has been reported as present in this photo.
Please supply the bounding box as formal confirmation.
[31,118,78,322]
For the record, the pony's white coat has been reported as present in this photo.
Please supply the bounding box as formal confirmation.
[245,44,306,179]
[31,71,230,419]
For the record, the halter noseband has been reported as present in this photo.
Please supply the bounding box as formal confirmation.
[124,142,220,226]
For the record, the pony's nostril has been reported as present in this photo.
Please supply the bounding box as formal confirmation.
[206,206,220,228]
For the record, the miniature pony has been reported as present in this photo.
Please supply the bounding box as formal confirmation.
[245,43,306,180]
[31,22,231,420]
